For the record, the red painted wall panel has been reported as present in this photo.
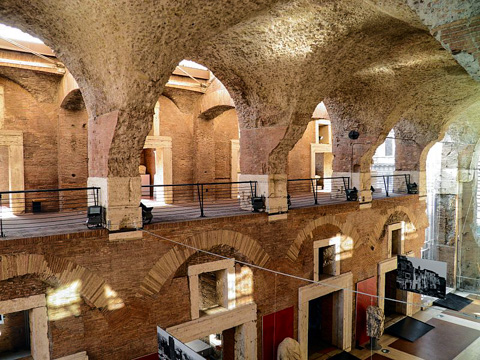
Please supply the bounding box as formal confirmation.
[262,306,294,360]
[355,276,377,346]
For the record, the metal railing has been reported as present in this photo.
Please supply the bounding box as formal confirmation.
[287,177,350,208]
[141,181,257,223]
[0,187,100,238]
[371,174,410,197]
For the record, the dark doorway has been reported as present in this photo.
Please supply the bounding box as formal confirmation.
[308,293,335,357]
[0,310,31,360]
[391,229,401,256]
[222,328,235,360]
[384,269,405,323]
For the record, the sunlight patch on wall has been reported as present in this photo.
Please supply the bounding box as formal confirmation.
[236,266,254,306]
[104,285,125,311]
[339,234,353,260]
[47,280,82,320]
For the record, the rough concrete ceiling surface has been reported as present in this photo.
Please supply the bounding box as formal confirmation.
[0,0,479,176]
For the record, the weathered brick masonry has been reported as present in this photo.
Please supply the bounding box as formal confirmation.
[0,195,426,359]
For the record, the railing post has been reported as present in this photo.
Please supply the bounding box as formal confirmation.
[342,177,349,198]
[383,175,390,197]
[0,194,5,237]
[311,178,318,205]
[249,181,255,199]
[197,183,205,217]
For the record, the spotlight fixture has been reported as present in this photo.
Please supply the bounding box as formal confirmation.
[407,182,418,194]
[251,195,265,212]
[346,187,358,201]
[348,130,360,140]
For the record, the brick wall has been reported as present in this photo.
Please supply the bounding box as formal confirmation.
[159,94,195,184]
[288,120,315,179]
[213,109,238,182]
[0,195,426,359]
[57,107,88,189]
[408,1,480,81]
[1,77,58,191]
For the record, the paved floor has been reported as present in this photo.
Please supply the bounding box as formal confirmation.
[348,293,480,360]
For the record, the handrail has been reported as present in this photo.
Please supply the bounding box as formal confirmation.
[0,187,101,238]
[287,177,351,182]
[287,176,351,206]
[371,174,411,197]
[0,187,100,195]
[142,180,256,188]
[141,180,258,222]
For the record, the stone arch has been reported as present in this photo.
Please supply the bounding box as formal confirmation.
[287,215,362,262]
[371,205,427,244]
[0,253,123,310]
[138,230,271,297]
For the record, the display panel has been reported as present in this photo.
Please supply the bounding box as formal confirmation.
[396,255,447,299]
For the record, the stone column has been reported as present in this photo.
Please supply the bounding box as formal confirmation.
[0,130,25,214]
[231,140,240,198]
[331,132,375,207]
[155,143,173,203]
[234,320,257,360]
[455,145,480,292]
[8,140,25,214]
[87,110,142,231]
[30,306,49,360]
[144,135,173,203]
[239,126,289,214]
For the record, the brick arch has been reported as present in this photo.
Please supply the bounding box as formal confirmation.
[138,230,271,297]
[0,253,121,310]
[371,205,427,242]
[287,215,362,262]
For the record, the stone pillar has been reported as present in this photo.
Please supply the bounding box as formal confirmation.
[239,173,288,214]
[0,130,25,214]
[9,140,25,213]
[456,165,480,292]
[30,306,49,360]
[154,144,173,203]
[239,126,289,214]
[231,140,240,198]
[88,110,142,231]
[234,320,257,360]
[331,134,374,207]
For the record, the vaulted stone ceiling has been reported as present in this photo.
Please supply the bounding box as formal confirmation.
[0,0,479,176]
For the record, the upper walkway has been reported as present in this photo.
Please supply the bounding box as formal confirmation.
[0,174,415,239]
